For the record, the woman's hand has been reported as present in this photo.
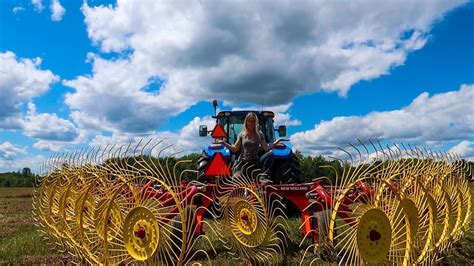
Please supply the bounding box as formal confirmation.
[274,138,290,144]
[268,138,290,150]
[216,140,227,146]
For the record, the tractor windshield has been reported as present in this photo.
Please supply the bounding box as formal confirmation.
[217,114,275,144]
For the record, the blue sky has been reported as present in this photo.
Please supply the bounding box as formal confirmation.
[0,0,473,172]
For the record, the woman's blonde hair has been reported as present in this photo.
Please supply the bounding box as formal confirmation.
[242,112,259,137]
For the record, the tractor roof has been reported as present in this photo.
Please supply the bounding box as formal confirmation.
[214,110,275,118]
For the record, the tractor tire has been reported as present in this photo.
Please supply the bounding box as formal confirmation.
[315,210,336,261]
[166,205,198,264]
[271,153,301,184]
[197,154,209,183]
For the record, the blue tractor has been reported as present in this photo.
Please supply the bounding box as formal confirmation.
[198,101,301,184]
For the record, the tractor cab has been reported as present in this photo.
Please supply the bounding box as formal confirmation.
[200,110,287,144]
[197,100,300,184]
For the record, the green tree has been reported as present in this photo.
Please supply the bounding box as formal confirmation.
[22,167,32,178]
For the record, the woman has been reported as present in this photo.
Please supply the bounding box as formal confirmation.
[218,112,288,176]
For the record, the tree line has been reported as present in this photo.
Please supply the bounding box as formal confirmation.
[0,167,37,187]
[1,153,471,187]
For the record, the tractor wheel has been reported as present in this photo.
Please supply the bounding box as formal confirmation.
[271,153,301,184]
[166,205,198,264]
[197,154,209,182]
[315,210,336,261]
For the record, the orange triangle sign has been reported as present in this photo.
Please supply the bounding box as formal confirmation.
[211,124,227,139]
[205,153,231,177]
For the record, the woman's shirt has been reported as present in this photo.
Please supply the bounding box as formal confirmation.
[237,131,264,162]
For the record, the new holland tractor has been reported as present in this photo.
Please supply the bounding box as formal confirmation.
[196,100,301,184]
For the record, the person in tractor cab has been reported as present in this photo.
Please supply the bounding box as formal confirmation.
[217,112,289,178]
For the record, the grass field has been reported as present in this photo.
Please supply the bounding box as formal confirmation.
[0,186,473,265]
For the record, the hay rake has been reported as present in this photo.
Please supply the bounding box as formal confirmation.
[32,140,472,265]
[33,141,216,265]
[300,142,472,265]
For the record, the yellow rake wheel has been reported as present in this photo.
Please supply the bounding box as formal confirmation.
[76,192,95,231]
[461,181,472,232]
[453,187,465,240]
[443,177,463,247]
[234,200,258,236]
[123,206,160,261]
[39,169,83,256]
[96,199,123,242]
[226,187,267,248]
[215,166,288,264]
[101,176,186,264]
[356,208,392,262]
[396,177,437,264]
[399,198,419,242]
[58,176,85,256]
[329,178,413,265]
[77,180,117,264]
[76,184,101,263]
[413,182,437,263]
[431,183,453,252]
[33,172,62,239]
[452,177,471,241]
[47,176,69,237]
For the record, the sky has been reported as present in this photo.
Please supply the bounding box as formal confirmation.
[0,0,473,172]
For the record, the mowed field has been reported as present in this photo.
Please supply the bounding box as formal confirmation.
[1,186,473,265]
[0,188,71,264]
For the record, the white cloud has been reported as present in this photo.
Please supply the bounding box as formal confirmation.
[30,127,91,152]
[64,0,466,134]
[231,102,301,126]
[23,103,79,142]
[64,54,185,133]
[31,0,44,12]
[13,6,26,14]
[449,141,474,160]
[0,142,27,160]
[0,142,48,173]
[173,116,216,152]
[89,115,216,155]
[32,141,64,152]
[291,84,474,156]
[50,0,65,21]
[0,51,59,129]
[0,153,46,173]
[269,103,301,126]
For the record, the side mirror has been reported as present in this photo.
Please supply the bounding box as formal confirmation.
[278,125,286,137]
[199,125,208,137]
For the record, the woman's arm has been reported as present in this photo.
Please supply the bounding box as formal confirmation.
[218,137,242,153]
[261,138,290,152]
